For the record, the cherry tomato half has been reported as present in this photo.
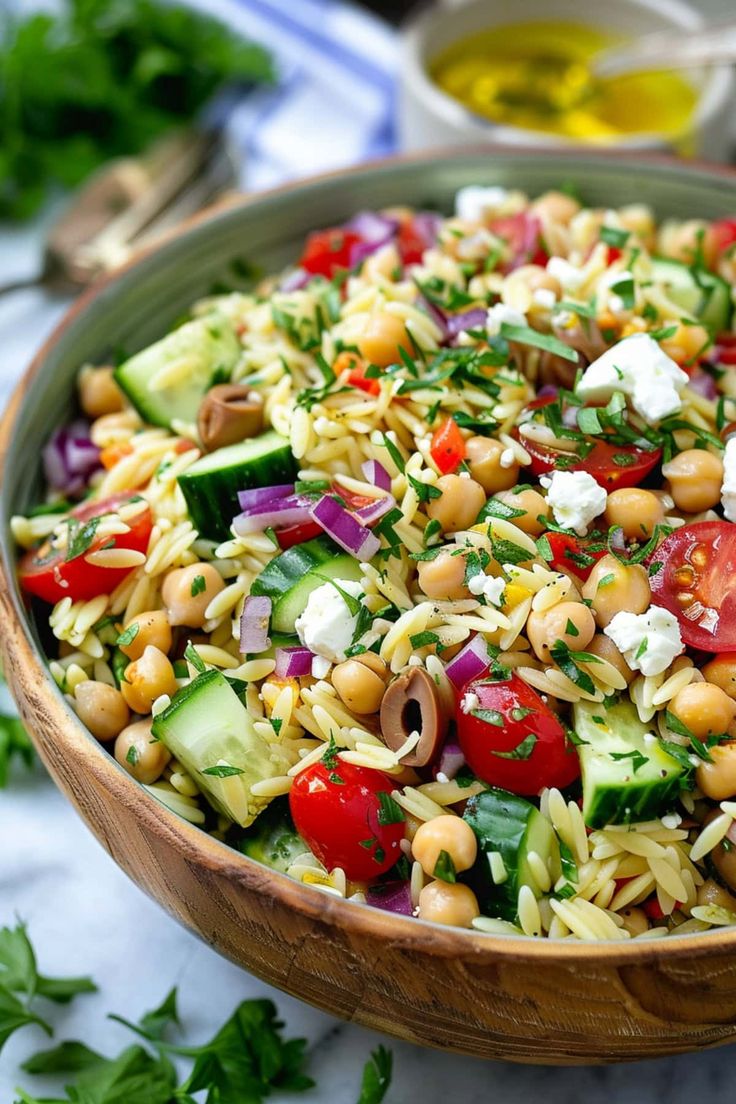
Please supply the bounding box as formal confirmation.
[544,531,608,582]
[19,493,153,604]
[489,214,547,270]
[456,672,580,795]
[299,228,363,278]
[648,520,736,652]
[289,760,404,880]
[276,520,323,550]
[710,218,736,261]
[396,219,427,266]
[430,418,466,474]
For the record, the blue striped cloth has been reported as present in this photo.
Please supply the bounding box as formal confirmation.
[192,0,399,189]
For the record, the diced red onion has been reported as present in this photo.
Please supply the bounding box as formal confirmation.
[418,294,450,343]
[412,211,443,249]
[237,485,294,511]
[274,645,314,679]
[279,267,311,293]
[687,369,718,401]
[361,459,391,492]
[562,404,580,429]
[43,420,101,496]
[537,385,559,400]
[346,210,399,242]
[233,496,312,537]
[354,496,395,525]
[437,742,466,782]
[309,495,380,561]
[367,881,414,916]
[446,308,487,339]
[445,635,490,690]
[240,595,272,654]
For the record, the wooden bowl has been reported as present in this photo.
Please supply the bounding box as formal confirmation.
[4,150,736,1065]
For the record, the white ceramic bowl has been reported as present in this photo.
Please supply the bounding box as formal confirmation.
[399,0,735,160]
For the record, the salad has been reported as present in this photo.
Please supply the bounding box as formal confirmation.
[14,184,736,942]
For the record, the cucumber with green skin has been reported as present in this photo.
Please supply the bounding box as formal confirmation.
[152,668,276,827]
[250,534,363,634]
[462,788,560,923]
[574,698,686,829]
[115,312,241,430]
[237,797,305,873]
[651,257,731,332]
[177,430,296,541]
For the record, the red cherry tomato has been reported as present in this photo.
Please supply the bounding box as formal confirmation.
[648,521,736,652]
[289,760,404,880]
[710,218,736,260]
[19,493,152,604]
[396,219,427,266]
[456,672,580,795]
[713,332,736,366]
[524,434,661,490]
[430,418,466,474]
[276,520,323,550]
[606,246,623,265]
[544,531,608,582]
[299,228,362,278]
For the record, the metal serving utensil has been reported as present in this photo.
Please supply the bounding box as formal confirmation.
[0,129,239,297]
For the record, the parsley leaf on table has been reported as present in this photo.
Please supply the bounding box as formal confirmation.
[0,712,34,788]
[357,1045,393,1104]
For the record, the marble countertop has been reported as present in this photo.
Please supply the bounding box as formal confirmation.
[2,202,736,1104]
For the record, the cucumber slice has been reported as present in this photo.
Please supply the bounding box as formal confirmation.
[574,698,685,829]
[651,257,731,332]
[251,535,363,634]
[463,788,560,922]
[115,313,241,430]
[152,669,276,827]
[177,430,296,541]
[237,797,306,873]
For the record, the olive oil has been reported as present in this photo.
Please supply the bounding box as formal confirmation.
[431,22,697,144]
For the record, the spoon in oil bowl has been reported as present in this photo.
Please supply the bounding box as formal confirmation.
[590,19,736,79]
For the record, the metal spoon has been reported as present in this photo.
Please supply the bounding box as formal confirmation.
[591,20,736,79]
[0,129,239,297]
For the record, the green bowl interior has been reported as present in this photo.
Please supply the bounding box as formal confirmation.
[3,148,736,732]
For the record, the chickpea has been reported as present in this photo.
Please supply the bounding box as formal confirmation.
[74,681,130,742]
[659,323,712,366]
[418,880,480,928]
[426,474,486,533]
[352,651,389,681]
[118,609,172,661]
[357,310,409,368]
[526,601,595,663]
[619,907,649,937]
[511,264,562,298]
[531,190,580,225]
[412,815,478,877]
[161,563,225,628]
[702,655,736,701]
[671,682,735,742]
[662,449,724,513]
[696,742,736,801]
[417,547,470,600]
[332,659,386,715]
[115,719,171,785]
[78,365,124,419]
[586,633,635,685]
[581,555,650,629]
[464,437,519,494]
[662,219,718,269]
[604,488,664,540]
[697,877,736,913]
[496,487,549,536]
[120,645,178,714]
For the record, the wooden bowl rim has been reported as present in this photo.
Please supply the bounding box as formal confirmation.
[5,145,736,966]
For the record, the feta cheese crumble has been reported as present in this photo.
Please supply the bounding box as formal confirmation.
[454,185,508,222]
[721,437,736,522]
[467,573,506,607]
[532,287,557,309]
[546,256,586,292]
[576,333,688,424]
[487,302,526,336]
[541,470,607,536]
[295,579,362,663]
[604,605,684,677]
[461,691,480,714]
